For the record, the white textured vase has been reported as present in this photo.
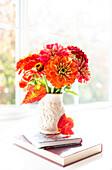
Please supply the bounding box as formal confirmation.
[38,94,65,134]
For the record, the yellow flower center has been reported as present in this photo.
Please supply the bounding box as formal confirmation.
[35,63,44,71]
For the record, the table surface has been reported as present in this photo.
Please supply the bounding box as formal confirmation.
[0,104,112,170]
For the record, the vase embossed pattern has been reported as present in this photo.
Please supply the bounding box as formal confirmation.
[38,94,65,134]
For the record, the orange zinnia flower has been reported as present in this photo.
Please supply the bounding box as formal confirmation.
[44,56,78,88]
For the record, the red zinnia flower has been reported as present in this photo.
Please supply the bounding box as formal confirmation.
[19,70,39,89]
[67,46,91,83]
[75,56,91,83]
[15,54,45,89]
[15,54,39,74]
[15,54,44,75]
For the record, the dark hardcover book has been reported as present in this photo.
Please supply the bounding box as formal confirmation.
[24,133,82,148]
[14,135,102,167]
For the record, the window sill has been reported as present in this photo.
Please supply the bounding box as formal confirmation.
[0,105,37,120]
[0,101,112,120]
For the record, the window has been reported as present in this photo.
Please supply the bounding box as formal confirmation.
[0,0,111,106]
[77,0,110,104]
[27,0,111,104]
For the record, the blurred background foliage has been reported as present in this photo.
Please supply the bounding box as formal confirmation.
[0,29,15,104]
[0,0,15,104]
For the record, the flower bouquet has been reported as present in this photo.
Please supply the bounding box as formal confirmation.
[15,43,91,135]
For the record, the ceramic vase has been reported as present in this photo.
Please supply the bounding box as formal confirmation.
[38,94,65,134]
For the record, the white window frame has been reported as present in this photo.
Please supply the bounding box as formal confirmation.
[15,0,29,105]
[109,0,112,102]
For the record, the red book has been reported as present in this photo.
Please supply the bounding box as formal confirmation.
[14,135,102,167]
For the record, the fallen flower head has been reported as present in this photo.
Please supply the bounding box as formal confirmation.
[58,114,74,135]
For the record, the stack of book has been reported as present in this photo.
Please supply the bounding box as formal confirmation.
[14,133,102,167]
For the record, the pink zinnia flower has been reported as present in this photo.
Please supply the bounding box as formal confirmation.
[39,43,69,65]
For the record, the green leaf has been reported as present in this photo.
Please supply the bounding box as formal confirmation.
[34,74,37,79]
[28,79,37,85]
[64,86,72,90]
[64,89,78,95]
[40,79,46,87]
[50,57,53,59]
[42,75,51,93]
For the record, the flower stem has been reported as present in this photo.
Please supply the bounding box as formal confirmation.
[43,75,50,93]
[60,87,63,93]
[55,87,63,93]
[51,86,55,93]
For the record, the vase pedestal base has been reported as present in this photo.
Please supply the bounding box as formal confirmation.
[39,129,59,135]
